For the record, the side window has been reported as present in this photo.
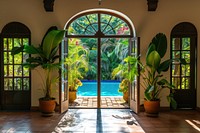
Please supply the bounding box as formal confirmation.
[3,38,30,91]
[1,22,31,92]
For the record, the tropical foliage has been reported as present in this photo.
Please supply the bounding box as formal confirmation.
[65,38,89,91]
[67,38,130,81]
[112,56,140,93]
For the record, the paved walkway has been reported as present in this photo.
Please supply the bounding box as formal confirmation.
[69,96,129,108]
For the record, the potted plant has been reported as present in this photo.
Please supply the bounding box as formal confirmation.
[11,27,65,115]
[112,56,140,102]
[141,33,185,116]
[65,39,89,103]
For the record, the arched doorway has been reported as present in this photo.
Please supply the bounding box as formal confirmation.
[0,22,31,110]
[60,9,139,113]
[170,22,197,109]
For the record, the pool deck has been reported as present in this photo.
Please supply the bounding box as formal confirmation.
[69,96,129,108]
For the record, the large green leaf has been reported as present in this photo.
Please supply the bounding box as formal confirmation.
[157,59,171,74]
[157,78,175,88]
[24,45,40,54]
[11,46,24,55]
[151,33,167,58]
[42,30,65,59]
[146,51,161,69]
[146,43,156,60]
[144,85,152,101]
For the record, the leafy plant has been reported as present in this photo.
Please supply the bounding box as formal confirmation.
[141,33,186,109]
[65,38,89,91]
[112,56,140,93]
[11,28,65,100]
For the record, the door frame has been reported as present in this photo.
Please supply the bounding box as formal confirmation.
[60,9,139,112]
[170,22,197,109]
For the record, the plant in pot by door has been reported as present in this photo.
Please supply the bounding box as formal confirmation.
[65,38,89,103]
[141,33,185,117]
[112,56,140,103]
[12,27,65,115]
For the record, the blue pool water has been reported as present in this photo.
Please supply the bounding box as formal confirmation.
[77,81,122,96]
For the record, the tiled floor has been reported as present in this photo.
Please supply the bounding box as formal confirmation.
[0,109,200,133]
[69,96,129,108]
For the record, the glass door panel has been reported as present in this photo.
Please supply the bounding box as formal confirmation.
[100,38,129,107]
[171,36,196,109]
[60,37,68,113]
[68,38,98,108]
[129,37,140,113]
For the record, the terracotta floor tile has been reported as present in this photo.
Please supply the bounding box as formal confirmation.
[0,109,200,133]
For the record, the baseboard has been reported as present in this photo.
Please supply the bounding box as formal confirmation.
[31,106,39,111]
[196,107,200,112]
[31,105,60,112]
[139,105,170,112]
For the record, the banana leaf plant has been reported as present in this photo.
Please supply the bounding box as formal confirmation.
[11,29,65,100]
[141,33,186,109]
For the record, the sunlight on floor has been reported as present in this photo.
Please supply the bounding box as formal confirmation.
[185,119,200,132]
[53,109,145,133]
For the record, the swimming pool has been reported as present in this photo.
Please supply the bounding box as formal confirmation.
[77,81,122,96]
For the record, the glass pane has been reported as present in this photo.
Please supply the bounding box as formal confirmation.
[3,38,8,51]
[4,78,9,90]
[87,14,98,32]
[8,52,13,64]
[172,38,180,50]
[4,78,13,91]
[14,53,22,64]
[14,65,22,76]
[172,51,180,58]
[182,38,190,50]
[172,51,180,64]
[7,38,13,51]
[14,38,22,47]
[7,65,13,76]
[172,78,180,89]
[23,53,29,63]
[181,78,190,89]
[23,78,30,90]
[172,64,180,76]
[4,66,8,76]
[23,67,29,76]
[182,65,190,76]
[182,51,190,63]
[23,38,29,46]
[7,38,13,50]
[14,78,22,90]
[4,52,8,64]
[87,14,98,23]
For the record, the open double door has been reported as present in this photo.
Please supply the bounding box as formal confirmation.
[59,37,140,114]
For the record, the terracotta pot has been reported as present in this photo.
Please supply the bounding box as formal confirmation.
[69,91,77,103]
[144,100,160,116]
[39,98,56,114]
[123,91,129,103]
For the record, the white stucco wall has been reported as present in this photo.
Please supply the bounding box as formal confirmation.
[0,0,199,108]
